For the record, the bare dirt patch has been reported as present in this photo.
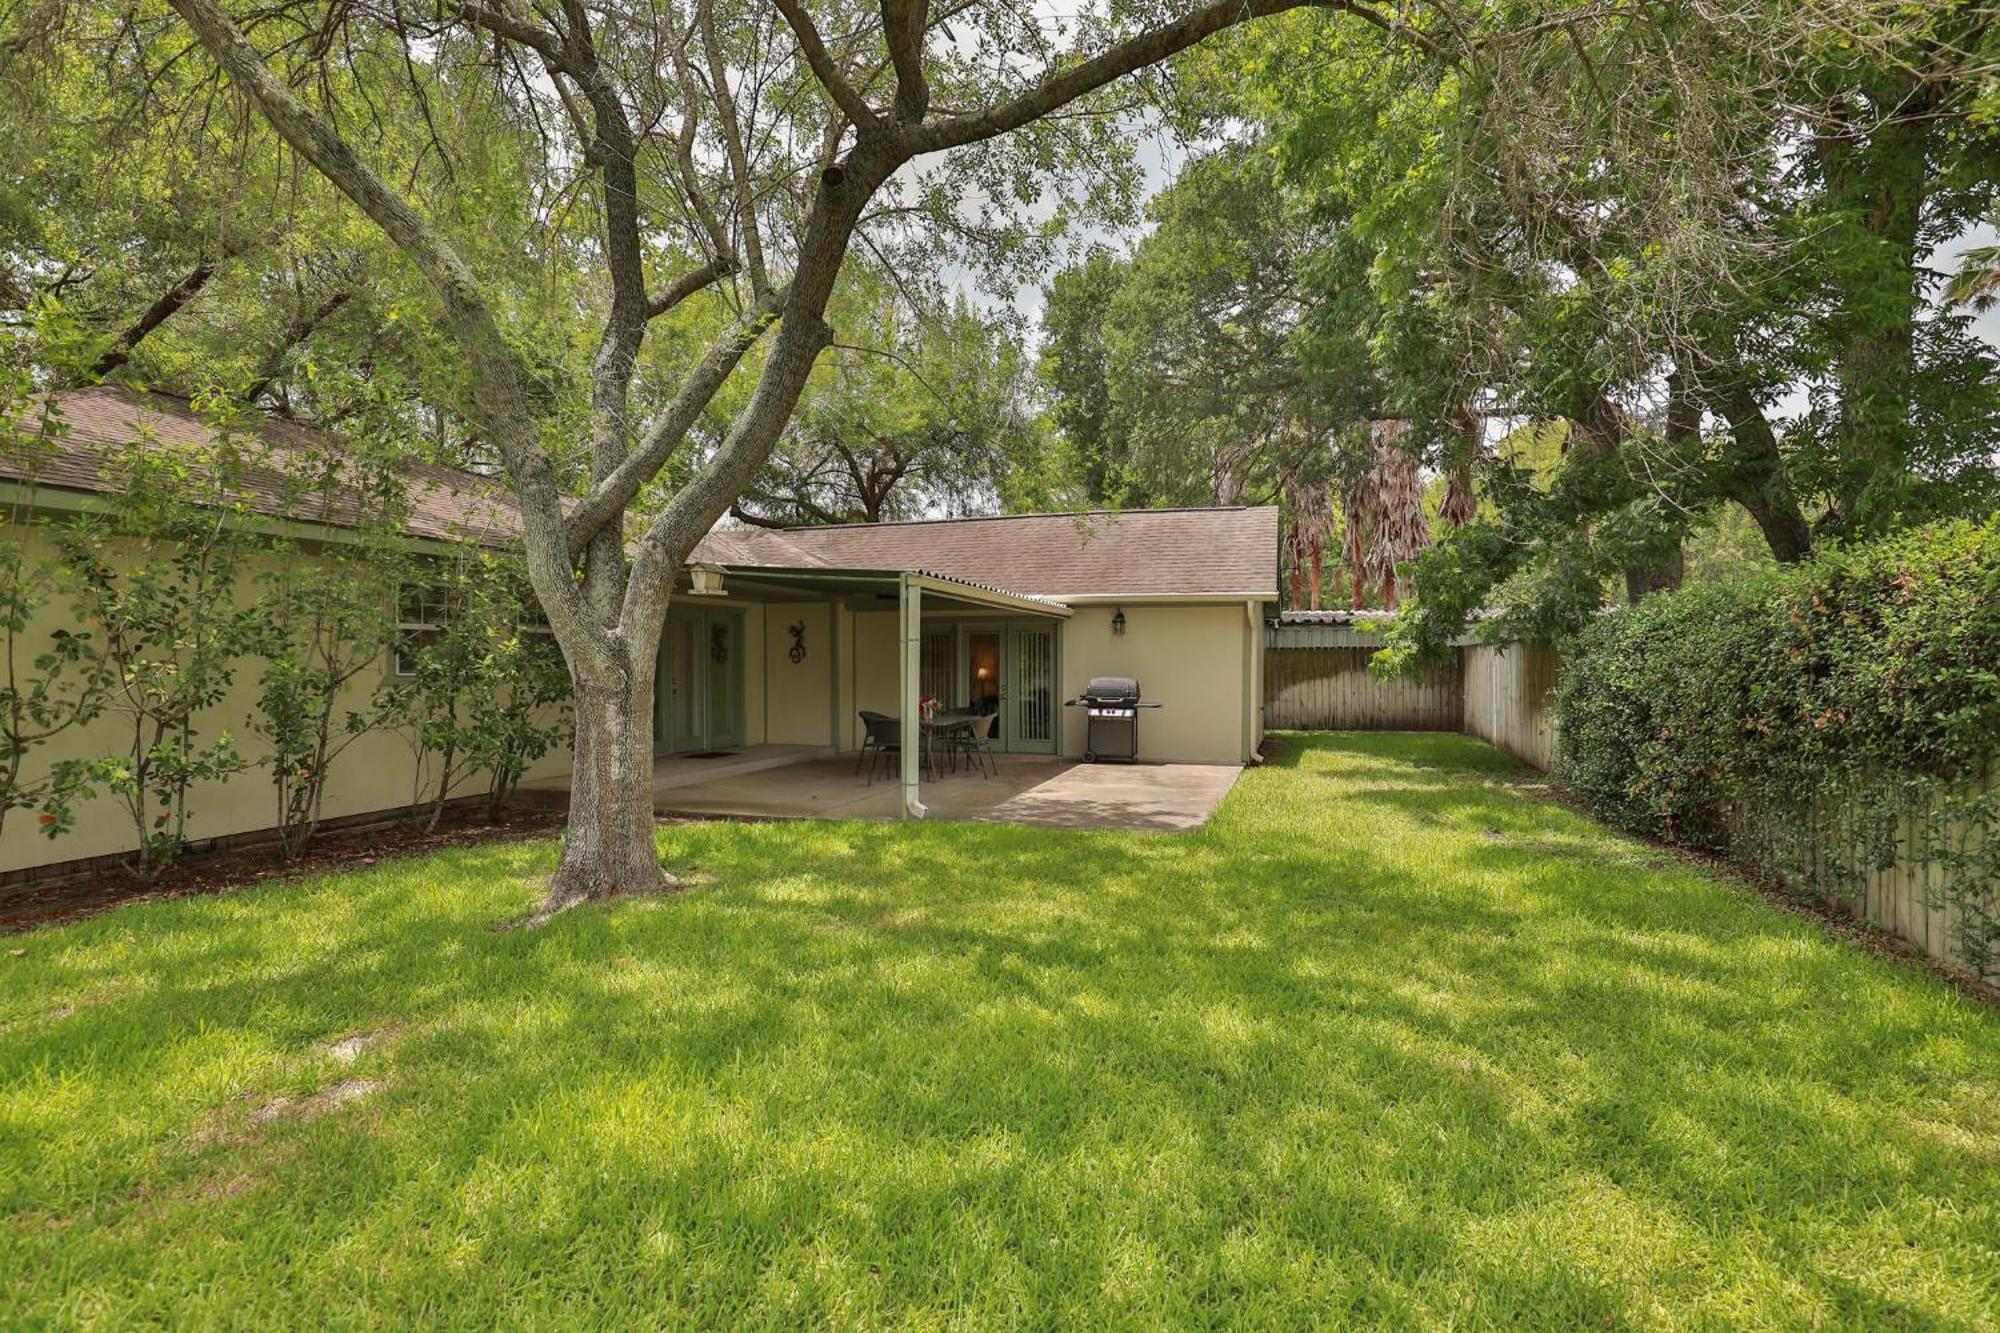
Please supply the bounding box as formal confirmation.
[320,1026,398,1065]
[187,1074,389,1153]
[247,1077,386,1128]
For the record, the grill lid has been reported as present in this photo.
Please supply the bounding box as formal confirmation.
[1082,675,1140,702]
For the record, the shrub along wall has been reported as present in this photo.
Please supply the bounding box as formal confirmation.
[1554,518,2000,980]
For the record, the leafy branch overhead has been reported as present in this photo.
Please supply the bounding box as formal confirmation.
[1038,1,2000,633]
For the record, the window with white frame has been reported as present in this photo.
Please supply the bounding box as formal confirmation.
[392,577,562,678]
[393,582,453,677]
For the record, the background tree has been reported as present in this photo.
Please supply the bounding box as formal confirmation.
[732,277,1037,525]
[1187,0,2000,659]
[1038,143,1365,508]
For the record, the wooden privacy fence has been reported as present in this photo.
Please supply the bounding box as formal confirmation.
[1263,644,1461,731]
[1728,780,1998,983]
[1461,643,1561,770]
[1261,620,1554,766]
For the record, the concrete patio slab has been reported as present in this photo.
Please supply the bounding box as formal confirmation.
[651,755,1240,832]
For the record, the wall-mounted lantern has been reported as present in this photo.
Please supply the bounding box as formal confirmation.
[689,564,726,596]
[1111,607,1127,636]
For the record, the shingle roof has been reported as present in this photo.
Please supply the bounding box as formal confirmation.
[693,507,1280,600]
[4,385,524,547]
[9,389,1280,599]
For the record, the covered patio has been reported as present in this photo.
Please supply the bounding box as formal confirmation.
[679,566,1073,821]
[646,753,1240,832]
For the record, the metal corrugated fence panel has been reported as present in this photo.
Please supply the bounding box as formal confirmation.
[1264,623,1394,649]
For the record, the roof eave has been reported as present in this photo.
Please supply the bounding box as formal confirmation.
[702,563,1072,618]
[1041,590,1279,606]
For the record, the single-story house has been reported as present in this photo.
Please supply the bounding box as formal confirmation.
[676,505,1277,815]
[0,386,1275,874]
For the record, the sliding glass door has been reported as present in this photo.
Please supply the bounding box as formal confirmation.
[914,618,1062,755]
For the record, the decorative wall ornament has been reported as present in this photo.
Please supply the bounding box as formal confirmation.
[710,623,729,664]
[788,620,808,664]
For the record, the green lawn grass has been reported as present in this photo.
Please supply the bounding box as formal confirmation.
[3,733,1997,1328]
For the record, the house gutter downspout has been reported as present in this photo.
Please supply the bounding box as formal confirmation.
[899,572,927,820]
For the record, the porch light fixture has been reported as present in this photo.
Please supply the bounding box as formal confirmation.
[1111,607,1127,636]
[689,564,726,596]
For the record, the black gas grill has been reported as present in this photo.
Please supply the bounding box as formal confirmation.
[1066,676,1160,763]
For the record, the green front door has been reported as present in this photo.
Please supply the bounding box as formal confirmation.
[657,605,744,755]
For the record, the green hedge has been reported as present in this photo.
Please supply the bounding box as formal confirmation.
[1555,518,2000,968]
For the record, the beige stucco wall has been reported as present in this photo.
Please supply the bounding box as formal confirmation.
[758,601,833,747]
[1059,603,1257,765]
[1249,609,1266,750]
[0,524,572,876]
[739,602,767,747]
[850,609,901,733]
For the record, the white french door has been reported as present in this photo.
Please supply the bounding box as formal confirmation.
[1003,624,1057,754]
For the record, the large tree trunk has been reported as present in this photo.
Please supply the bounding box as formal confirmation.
[1718,385,1814,563]
[1570,388,1684,599]
[1820,92,1931,537]
[1623,550,1685,603]
[543,660,668,914]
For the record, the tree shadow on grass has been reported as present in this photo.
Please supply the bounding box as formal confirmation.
[3,735,1998,1324]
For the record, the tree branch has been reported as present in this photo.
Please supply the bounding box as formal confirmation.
[881,0,928,121]
[664,22,739,263]
[645,256,738,319]
[91,260,217,378]
[166,0,593,657]
[910,0,1436,154]
[451,1,566,63]
[565,290,785,556]
[242,287,350,402]
[769,0,883,131]
[698,0,770,295]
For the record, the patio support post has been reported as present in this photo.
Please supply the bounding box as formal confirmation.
[899,573,928,819]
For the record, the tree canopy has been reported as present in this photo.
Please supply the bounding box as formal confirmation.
[1034,0,2000,639]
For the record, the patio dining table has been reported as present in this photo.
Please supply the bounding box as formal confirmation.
[863,710,983,782]
[920,710,980,777]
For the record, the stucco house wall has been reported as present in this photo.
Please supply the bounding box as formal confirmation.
[760,598,1265,767]
[1057,603,1259,765]
[758,601,833,748]
[4,392,1279,873]
[0,524,572,875]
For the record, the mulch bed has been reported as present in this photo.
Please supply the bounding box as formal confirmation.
[0,806,569,935]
